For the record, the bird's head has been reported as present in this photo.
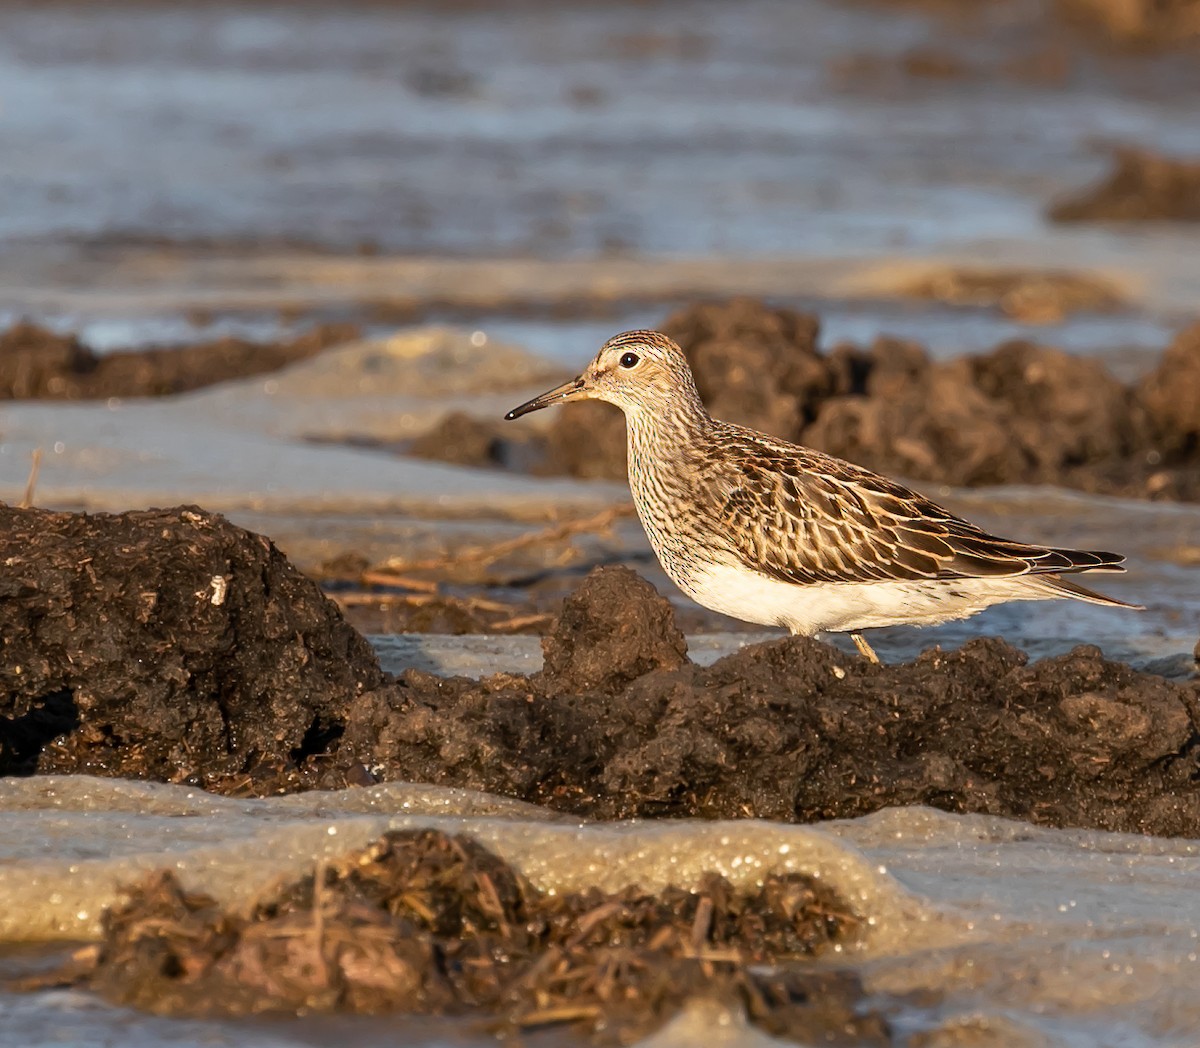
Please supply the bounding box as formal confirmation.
[504,330,696,420]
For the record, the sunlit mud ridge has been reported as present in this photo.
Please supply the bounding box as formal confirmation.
[1049,147,1200,224]
[3,503,1197,837]
[16,827,881,1043]
[412,299,1200,502]
[0,320,358,399]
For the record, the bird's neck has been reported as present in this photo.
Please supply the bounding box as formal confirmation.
[625,395,711,477]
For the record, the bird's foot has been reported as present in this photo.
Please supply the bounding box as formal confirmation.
[851,633,881,664]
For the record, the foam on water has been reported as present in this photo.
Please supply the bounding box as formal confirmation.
[0,777,932,948]
[3,778,1200,1045]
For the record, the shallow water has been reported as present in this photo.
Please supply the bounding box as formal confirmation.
[2,778,1200,1046]
[5,0,1200,259]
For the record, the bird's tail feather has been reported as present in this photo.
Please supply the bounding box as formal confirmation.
[1033,573,1144,610]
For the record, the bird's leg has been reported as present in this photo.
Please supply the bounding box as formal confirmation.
[851,633,881,664]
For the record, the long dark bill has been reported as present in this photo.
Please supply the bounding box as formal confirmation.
[504,376,587,420]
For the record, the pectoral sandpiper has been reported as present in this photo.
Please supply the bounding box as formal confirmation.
[505,330,1136,663]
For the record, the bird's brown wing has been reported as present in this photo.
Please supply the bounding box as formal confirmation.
[698,429,1123,586]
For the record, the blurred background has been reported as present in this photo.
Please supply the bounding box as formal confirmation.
[1,0,1198,657]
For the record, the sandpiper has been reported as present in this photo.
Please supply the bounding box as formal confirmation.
[505,330,1136,662]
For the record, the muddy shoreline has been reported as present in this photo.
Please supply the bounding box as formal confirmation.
[2,503,1196,837]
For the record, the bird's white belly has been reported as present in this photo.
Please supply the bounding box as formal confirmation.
[684,562,1048,635]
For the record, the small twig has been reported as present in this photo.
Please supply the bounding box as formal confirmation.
[489,612,555,632]
[19,448,43,509]
[331,592,514,613]
[690,895,714,952]
[513,1004,603,1028]
[358,571,440,593]
[312,858,330,981]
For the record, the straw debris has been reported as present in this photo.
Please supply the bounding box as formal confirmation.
[30,829,878,1045]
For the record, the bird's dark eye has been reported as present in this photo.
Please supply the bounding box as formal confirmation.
[619,351,640,369]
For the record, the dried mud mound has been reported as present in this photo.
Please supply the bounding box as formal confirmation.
[0,320,358,399]
[344,567,1200,838]
[1049,148,1200,223]
[3,512,1198,839]
[1055,0,1200,49]
[29,829,878,1043]
[478,299,1199,501]
[0,504,384,782]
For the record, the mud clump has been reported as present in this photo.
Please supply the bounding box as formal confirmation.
[462,299,1199,501]
[542,566,688,692]
[1139,321,1200,461]
[0,320,358,400]
[35,829,876,1044]
[1054,0,1200,48]
[407,410,508,468]
[539,399,629,479]
[893,267,1125,323]
[808,336,1147,488]
[5,514,1199,839]
[661,299,829,436]
[0,504,383,785]
[1049,148,1200,223]
[343,567,1200,838]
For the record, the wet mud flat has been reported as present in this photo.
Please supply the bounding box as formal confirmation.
[1,500,1198,1040]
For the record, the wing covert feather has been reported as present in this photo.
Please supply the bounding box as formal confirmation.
[696,430,1122,586]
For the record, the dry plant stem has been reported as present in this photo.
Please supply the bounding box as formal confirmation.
[377,505,635,577]
[332,592,514,613]
[18,448,42,509]
[488,612,555,632]
[359,572,440,593]
[312,859,330,984]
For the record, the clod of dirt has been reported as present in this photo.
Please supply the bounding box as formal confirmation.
[343,568,1200,837]
[34,828,875,1044]
[538,400,628,480]
[407,411,508,468]
[893,267,1125,323]
[1054,0,1200,48]
[542,565,688,693]
[1139,322,1200,461]
[807,337,1147,488]
[0,320,358,400]
[662,298,829,436]
[1049,149,1200,223]
[0,504,383,783]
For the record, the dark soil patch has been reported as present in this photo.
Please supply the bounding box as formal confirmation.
[1054,0,1200,49]
[1049,148,1200,223]
[0,320,358,400]
[3,507,1198,838]
[440,298,1200,501]
[344,567,1200,838]
[0,504,383,784]
[24,829,878,1043]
